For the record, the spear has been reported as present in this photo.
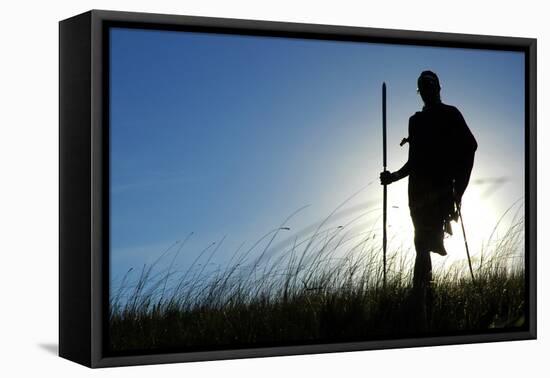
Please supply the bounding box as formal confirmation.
[382,82,387,287]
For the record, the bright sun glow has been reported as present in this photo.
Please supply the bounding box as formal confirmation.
[437,185,498,267]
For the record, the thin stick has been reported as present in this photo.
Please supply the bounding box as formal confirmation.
[382,82,387,287]
[457,203,475,283]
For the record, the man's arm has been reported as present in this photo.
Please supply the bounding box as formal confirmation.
[381,161,410,185]
[380,116,414,185]
[394,160,411,180]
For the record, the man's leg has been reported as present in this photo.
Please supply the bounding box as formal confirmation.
[412,233,432,330]
[413,252,432,290]
[413,235,433,290]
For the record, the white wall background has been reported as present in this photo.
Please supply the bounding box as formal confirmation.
[0,0,546,376]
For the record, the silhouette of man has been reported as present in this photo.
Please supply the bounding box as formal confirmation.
[380,71,477,297]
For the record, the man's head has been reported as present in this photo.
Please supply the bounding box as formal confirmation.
[417,70,441,105]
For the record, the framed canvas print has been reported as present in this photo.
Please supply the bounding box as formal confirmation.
[59,10,537,368]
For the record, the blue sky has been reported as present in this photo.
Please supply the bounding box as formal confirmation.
[109,27,525,287]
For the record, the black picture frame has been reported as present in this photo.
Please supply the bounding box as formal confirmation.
[59,9,537,368]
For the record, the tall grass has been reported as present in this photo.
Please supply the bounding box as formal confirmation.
[109,201,525,353]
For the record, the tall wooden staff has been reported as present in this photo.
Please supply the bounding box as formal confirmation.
[382,82,387,287]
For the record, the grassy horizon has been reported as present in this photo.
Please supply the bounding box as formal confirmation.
[109,200,526,353]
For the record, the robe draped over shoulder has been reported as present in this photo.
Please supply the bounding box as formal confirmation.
[406,102,477,250]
